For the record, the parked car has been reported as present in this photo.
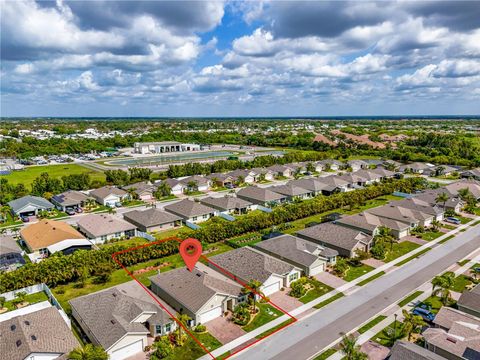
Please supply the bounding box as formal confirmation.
[445,217,461,225]
[75,207,83,213]
[115,202,122,207]
[20,216,29,223]
[65,209,76,216]
[413,307,435,322]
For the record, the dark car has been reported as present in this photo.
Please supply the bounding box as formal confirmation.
[413,307,435,322]
[75,207,83,213]
[20,216,30,223]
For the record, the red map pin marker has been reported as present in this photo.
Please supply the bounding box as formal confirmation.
[179,238,202,272]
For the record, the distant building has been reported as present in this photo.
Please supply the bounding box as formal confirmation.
[8,196,54,218]
[0,235,25,271]
[134,141,200,154]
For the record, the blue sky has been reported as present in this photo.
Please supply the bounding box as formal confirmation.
[1,1,480,117]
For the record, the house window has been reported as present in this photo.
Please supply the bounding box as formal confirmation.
[203,214,208,219]
[39,248,48,256]
[192,216,197,221]
[155,325,163,335]
[289,273,299,282]
[114,232,121,238]
[101,235,107,242]
[165,323,172,333]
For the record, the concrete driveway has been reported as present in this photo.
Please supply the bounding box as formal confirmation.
[269,289,303,312]
[314,271,348,289]
[205,315,246,344]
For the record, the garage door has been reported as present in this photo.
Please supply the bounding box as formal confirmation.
[310,263,325,276]
[199,306,222,324]
[262,281,281,296]
[110,339,143,360]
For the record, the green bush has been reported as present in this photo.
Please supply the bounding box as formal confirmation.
[371,243,386,260]
[290,277,308,298]
[194,324,206,333]
[232,303,251,325]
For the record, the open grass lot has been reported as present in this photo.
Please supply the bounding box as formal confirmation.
[343,263,374,282]
[2,291,49,312]
[451,274,473,293]
[100,237,149,249]
[371,320,403,346]
[419,231,443,241]
[164,332,222,360]
[458,216,473,224]
[226,232,262,248]
[384,241,421,262]
[242,303,283,332]
[358,315,387,334]
[53,242,234,313]
[298,278,333,304]
[1,163,105,186]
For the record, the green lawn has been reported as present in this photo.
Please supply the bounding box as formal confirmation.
[451,274,473,293]
[384,241,421,262]
[164,332,222,360]
[314,292,345,309]
[255,318,295,339]
[420,231,443,241]
[442,223,456,230]
[298,279,333,304]
[313,348,337,360]
[1,163,105,186]
[398,290,424,307]
[100,237,149,249]
[458,259,470,266]
[371,320,403,346]
[458,216,472,224]
[438,235,455,244]
[418,296,444,314]
[358,315,387,334]
[226,232,262,248]
[357,271,385,286]
[2,291,49,312]
[243,303,283,332]
[343,264,374,282]
[0,211,22,228]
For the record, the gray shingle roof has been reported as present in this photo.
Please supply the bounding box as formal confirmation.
[69,288,161,349]
[199,196,252,211]
[367,204,431,223]
[90,186,127,200]
[236,186,286,202]
[51,190,91,207]
[287,178,330,192]
[254,234,338,267]
[271,184,312,197]
[337,212,411,232]
[296,222,373,252]
[0,307,79,360]
[458,284,480,313]
[0,235,22,255]
[8,195,54,213]
[389,341,445,360]
[164,199,216,218]
[77,214,136,238]
[179,175,210,186]
[123,208,181,227]
[210,247,295,283]
[150,262,242,313]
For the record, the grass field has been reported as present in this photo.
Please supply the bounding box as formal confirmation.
[1,163,105,186]
[243,303,283,332]
[357,271,385,286]
[164,332,222,360]
[398,290,424,307]
[358,315,387,334]
[343,264,374,282]
[384,241,421,262]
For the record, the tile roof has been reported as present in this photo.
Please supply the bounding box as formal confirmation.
[254,234,338,267]
[51,190,91,207]
[209,247,295,283]
[236,186,286,202]
[296,222,373,251]
[150,262,242,313]
[0,307,79,360]
[8,195,54,213]
[164,199,216,218]
[389,340,445,360]
[20,219,85,250]
[123,208,182,227]
[90,186,127,199]
[199,196,252,211]
[69,288,160,350]
[77,214,137,238]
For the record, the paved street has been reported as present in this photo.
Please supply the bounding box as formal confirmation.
[232,223,480,360]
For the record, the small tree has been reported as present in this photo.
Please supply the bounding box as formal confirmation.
[431,272,455,305]
[290,277,307,298]
[0,296,6,309]
[12,291,27,307]
[232,303,251,325]
[69,344,108,360]
[174,312,191,346]
[151,336,173,359]
[435,192,450,211]
[242,279,263,313]
[333,258,349,276]
[402,309,426,341]
[339,334,367,360]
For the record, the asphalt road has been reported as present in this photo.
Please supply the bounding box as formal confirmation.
[233,223,480,360]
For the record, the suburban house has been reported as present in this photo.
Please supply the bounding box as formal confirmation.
[391,196,446,221]
[210,247,302,296]
[285,163,306,175]
[288,178,330,196]
[51,190,92,211]
[162,178,186,195]
[351,169,384,185]
[199,196,254,215]
[206,173,235,188]
[271,184,314,201]
[336,212,412,239]
[316,175,351,194]
[423,165,458,177]
[8,195,54,217]
[123,208,182,233]
[164,199,217,224]
[443,179,480,201]
[367,204,433,228]
[0,234,25,271]
[123,181,156,201]
[312,161,325,173]
[20,219,92,261]
[150,262,244,325]
[318,159,343,171]
[423,307,480,360]
[348,160,370,172]
[0,306,79,360]
[251,168,275,181]
[461,168,480,181]
[227,169,256,184]
[253,234,338,275]
[77,214,137,243]
[399,162,434,174]
[179,175,212,192]
[90,186,129,207]
[296,222,374,258]
[370,167,397,179]
[70,288,175,360]
[267,164,293,178]
[388,341,445,360]
[457,284,480,318]
[236,186,287,207]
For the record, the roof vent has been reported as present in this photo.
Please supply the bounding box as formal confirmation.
[446,336,457,343]
[196,273,202,277]
[16,340,21,347]
[10,325,16,331]
[112,293,117,297]
[24,321,30,326]
[31,335,37,341]
[110,320,116,324]
[52,227,56,230]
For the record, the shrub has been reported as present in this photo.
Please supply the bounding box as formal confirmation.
[290,277,308,298]
[194,324,206,333]
[371,243,386,260]
[333,258,349,276]
[232,303,251,325]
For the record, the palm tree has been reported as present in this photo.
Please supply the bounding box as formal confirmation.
[175,312,192,346]
[242,279,263,314]
[431,219,440,232]
[69,344,108,360]
[431,272,455,305]
[435,192,450,211]
[126,187,138,200]
[376,226,396,251]
[339,334,367,360]
[186,181,198,193]
[402,309,426,341]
